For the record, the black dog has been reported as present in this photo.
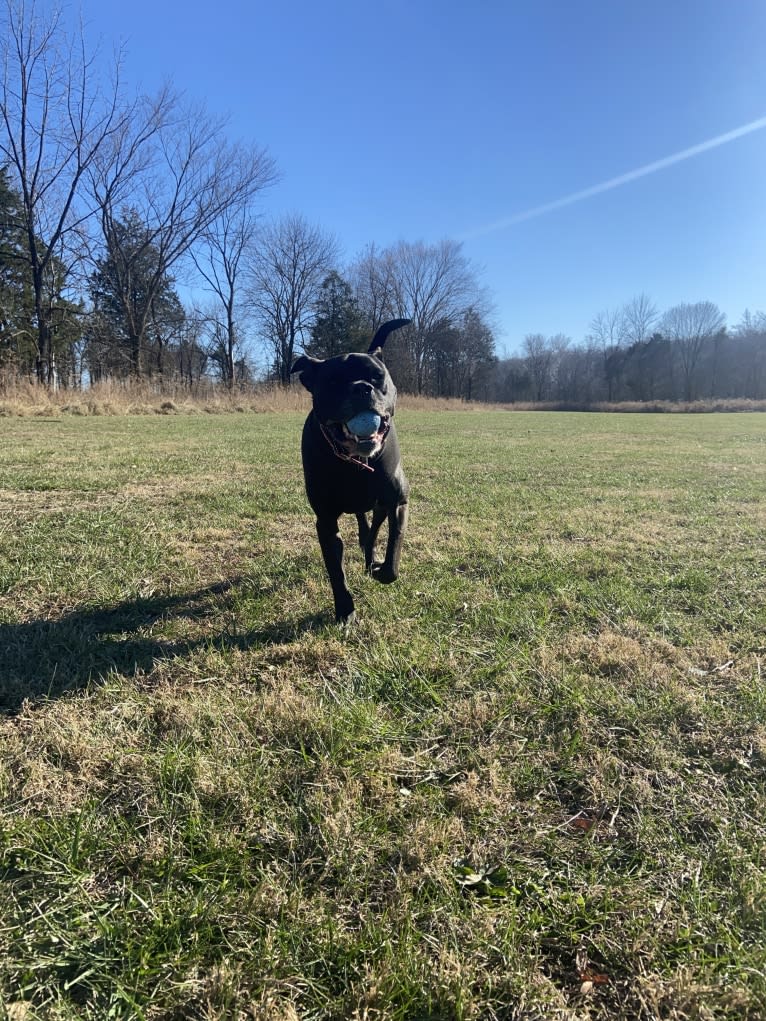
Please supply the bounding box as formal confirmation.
[291,319,411,623]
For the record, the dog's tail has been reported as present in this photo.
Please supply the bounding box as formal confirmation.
[367,318,411,356]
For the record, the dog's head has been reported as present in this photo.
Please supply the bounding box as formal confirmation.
[291,318,410,459]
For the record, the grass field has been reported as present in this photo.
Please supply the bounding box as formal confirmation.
[1,409,765,1020]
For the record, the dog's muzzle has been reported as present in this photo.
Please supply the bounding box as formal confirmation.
[320,413,391,466]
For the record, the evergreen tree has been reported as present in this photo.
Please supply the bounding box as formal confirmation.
[0,168,82,380]
[0,167,32,369]
[305,271,367,358]
[89,210,185,379]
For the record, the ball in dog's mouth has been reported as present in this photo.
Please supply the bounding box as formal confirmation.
[345,411,381,438]
[321,413,390,457]
[324,412,389,455]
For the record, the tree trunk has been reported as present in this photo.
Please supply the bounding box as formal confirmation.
[130,333,143,378]
[226,304,235,389]
[33,269,54,386]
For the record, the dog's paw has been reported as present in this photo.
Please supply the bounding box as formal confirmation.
[334,596,356,626]
[370,563,398,584]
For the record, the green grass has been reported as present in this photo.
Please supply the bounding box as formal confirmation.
[1,409,765,1020]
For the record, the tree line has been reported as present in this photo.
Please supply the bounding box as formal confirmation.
[1,1,763,404]
[498,299,766,405]
[0,0,495,398]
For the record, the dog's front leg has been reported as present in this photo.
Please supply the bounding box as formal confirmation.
[316,516,355,624]
[370,501,408,584]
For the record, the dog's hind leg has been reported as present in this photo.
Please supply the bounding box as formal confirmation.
[364,503,388,574]
[356,512,371,553]
[370,501,408,584]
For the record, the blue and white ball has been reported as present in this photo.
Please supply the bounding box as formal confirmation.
[346,411,381,437]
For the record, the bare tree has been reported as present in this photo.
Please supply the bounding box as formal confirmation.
[586,295,658,401]
[588,306,626,400]
[0,0,135,384]
[523,333,553,402]
[660,301,725,401]
[621,293,658,346]
[522,333,570,402]
[249,214,338,384]
[192,205,265,389]
[547,333,572,399]
[89,90,276,378]
[589,307,625,351]
[348,242,397,334]
[350,239,484,394]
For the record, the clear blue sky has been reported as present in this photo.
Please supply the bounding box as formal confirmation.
[75,0,766,353]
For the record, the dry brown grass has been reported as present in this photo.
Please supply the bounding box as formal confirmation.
[508,397,766,413]
[3,373,765,417]
[0,376,311,417]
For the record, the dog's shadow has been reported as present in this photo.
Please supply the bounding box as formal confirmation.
[0,580,325,716]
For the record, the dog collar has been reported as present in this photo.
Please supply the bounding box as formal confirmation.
[320,421,376,473]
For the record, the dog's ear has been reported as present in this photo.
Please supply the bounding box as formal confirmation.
[367,318,411,357]
[291,354,322,392]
